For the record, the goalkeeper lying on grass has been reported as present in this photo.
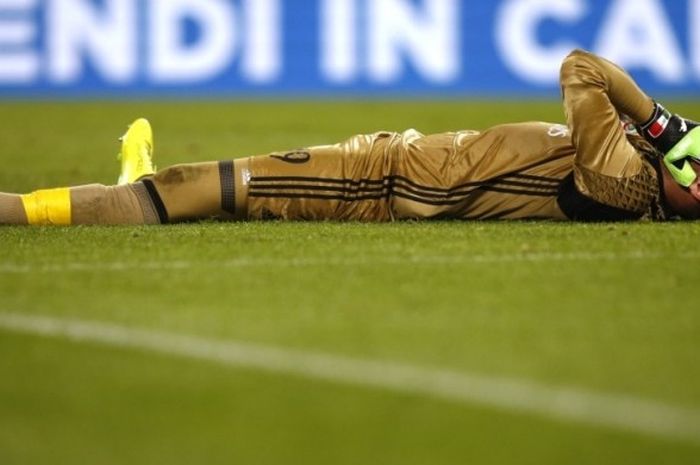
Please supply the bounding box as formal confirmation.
[2,50,700,225]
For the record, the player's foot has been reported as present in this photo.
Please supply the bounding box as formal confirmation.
[117,118,156,185]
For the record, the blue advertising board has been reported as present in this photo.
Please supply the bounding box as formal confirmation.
[0,0,699,97]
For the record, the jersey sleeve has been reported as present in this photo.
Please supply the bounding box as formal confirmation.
[558,49,660,217]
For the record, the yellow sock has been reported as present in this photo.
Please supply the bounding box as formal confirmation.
[21,188,72,225]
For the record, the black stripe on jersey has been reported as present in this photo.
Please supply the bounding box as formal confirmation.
[249,179,558,200]
[251,173,561,194]
[251,177,559,193]
[250,183,390,194]
[249,185,555,205]
[477,185,557,197]
[249,191,389,202]
[392,176,559,197]
[250,179,558,202]
[509,173,561,185]
[394,186,557,204]
[252,176,386,186]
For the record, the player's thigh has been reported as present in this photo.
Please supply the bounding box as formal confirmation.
[244,134,393,220]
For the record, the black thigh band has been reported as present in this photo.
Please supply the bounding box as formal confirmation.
[141,178,170,224]
[218,160,236,214]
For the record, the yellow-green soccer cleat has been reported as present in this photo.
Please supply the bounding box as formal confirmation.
[117,118,156,185]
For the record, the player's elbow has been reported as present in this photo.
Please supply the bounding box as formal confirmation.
[564,48,590,62]
[560,49,587,79]
[560,49,600,89]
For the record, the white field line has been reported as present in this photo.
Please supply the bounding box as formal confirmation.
[0,250,678,274]
[1,312,699,445]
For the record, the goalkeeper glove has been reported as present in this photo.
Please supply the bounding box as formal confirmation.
[639,102,699,154]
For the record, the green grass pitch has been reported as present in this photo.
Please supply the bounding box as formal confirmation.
[1,101,700,464]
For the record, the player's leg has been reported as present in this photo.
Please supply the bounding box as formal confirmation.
[0,162,252,226]
[0,118,175,226]
[0,123,397,225]
[0,193,28,224]
[0,162,245,225]
[143,161,237,223]
[0,181,164,226]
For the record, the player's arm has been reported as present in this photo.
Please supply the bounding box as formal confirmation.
[558,49,660,219]
[561,49,699,169]
[559,49,653,178]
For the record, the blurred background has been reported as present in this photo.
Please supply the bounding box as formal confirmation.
[0,0,697,99]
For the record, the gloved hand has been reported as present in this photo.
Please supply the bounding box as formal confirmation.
[639,102,700,154]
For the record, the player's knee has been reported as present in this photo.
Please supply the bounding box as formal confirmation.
[153,164,188,186]
[148,162,223,222]
[152,163,211,187]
